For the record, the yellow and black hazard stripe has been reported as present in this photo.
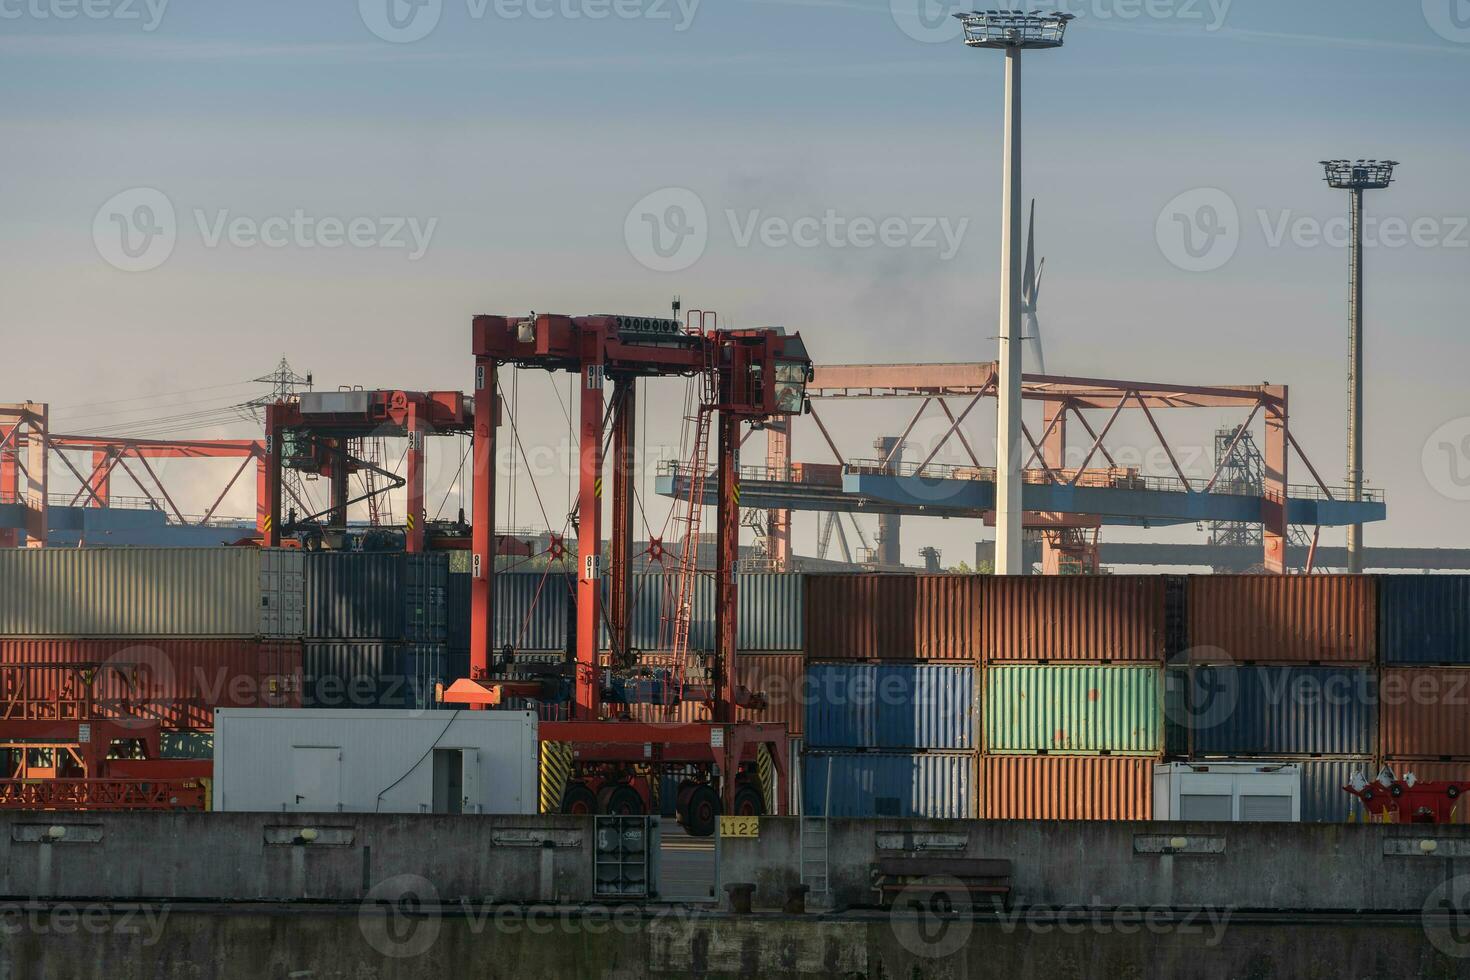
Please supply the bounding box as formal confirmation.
[539,740,574,814]
[732,482,742,506]
[405,513,416,531]
[262,515,273,534]
[593,477,603,499]
[757,743,774,813]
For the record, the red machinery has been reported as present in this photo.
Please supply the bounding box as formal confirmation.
[444,312,811,834]
[1344,767,1465,824]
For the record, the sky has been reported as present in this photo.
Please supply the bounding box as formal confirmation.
[2,0,1468,566]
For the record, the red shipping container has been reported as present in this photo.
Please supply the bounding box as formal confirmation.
[805,575,979,661]
[981,576,1166,663]
[1186,575,1376,664]
[981,754,1157,820]
[0,639,302,731]
[1380,666,1470,759]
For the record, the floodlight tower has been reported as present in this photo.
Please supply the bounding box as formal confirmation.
[955,9,1074,576]
[1320,159,1397,574]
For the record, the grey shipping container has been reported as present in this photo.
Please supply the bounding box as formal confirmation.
[801,751,975,819]
[1379,575,1470,665]
[305,553,448,642]
[1184,666,1377,757]
[0,547,302,638]
[1296,758,1372,823]
[303,641,446,711]
[804,663,976,750]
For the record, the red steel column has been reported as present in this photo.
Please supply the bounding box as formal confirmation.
[765,418,790,570]
[263,405,282,547]
[470,357,498,682]
[405,399,425,553]
[24,407,47,548]
[713,412,740,724]
[0,437,15,547]
[575,355,606,720]
[254,452,269,539]
[609,378,636,661]
[1039,396,1067,575]
[90,450,111,508]
[1262,387,1288,574]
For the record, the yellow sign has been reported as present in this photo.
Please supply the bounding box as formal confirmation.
[720,815,760,839]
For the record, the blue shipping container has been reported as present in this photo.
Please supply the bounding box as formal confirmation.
[302,641,445,711]
[305,553,448,642]
[1186,666,1377,757]
[801,751,975,818]
[1297,759,1372,823]
[1379,575,1470,665]
[805,664,976,750]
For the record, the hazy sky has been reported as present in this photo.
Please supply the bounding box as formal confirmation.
[3,1,1467,565]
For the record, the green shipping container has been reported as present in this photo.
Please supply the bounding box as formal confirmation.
[984,665,1162,755]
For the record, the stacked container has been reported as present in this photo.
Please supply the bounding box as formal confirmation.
[302,552,448,711]
[980,576,1166,820]
[1169,575,1379,822]
[802,575,980,818]
[0,548,305,756]
[1377,575,1470,821]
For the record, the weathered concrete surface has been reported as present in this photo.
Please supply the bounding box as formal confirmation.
[721,818,1470,912]
[2,813,592,904]
[3,906,1469,979]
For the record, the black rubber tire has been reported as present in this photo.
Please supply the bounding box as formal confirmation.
[560,783,597,816]
[680,784,721,837]
[732,784,764,817]
[598,782,645,816]
[674,779,699,823]
[1449,785,1461,799]
[1391,783,1404,798]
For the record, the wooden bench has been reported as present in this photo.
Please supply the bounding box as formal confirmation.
[871,857,1013,911]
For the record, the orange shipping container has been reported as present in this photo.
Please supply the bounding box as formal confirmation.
[981,754,1156,820]
[981,576,1167,662]
[1186,575,1376,664]
[1380,666,1470,759]
[805,575,979,661]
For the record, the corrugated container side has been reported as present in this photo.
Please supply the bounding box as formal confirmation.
[0,548,298,637]
[736,652,805,735]
[1380,666,1470,758]
[980,754,1156,820]
[1186,666,1377,757]
[1379,575,1470,665]
[0,638,301,729]
[982,576,1166,663]
[1296,759,1372,823]
[303,641,444,711]
[984,665,1162,754]
[447,573,471,651]
[497,573,574,652]
[801,751,975,818]
[805,575,978,661]
[1391,762,1470,823]
[305,553,448,642]
[805,663,975,750]
[737,574,804,651]
[1186,575,1377,663]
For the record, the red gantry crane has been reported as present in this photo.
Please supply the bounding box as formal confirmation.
[443,311,812,834]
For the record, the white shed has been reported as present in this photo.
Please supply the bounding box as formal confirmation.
[1153,761,1301,822]
[214,709,539,814]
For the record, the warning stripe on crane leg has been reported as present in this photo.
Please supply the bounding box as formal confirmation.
[539,741,573,814]
[757,743,773,813]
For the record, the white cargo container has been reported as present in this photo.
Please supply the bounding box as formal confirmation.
[1153,761,1301,822]
[214,709,538,814]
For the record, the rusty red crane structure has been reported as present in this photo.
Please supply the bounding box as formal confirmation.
[443,312,811,830]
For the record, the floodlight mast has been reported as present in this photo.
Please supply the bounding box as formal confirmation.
[955,9,1075,576]
[1320,158,1398,574]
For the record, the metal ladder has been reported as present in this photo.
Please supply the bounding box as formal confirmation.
[799,756,831,899]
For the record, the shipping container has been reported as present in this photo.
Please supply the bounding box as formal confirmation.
[496,572,575,652]
[0,638,301,729]
[801,750,975,818]
[0,547,303,638]
[1185,575,1376,664]
[804,575,979,661]
[214,708,538,813]
[1296,759,1372,823]
[736,574,804,651]
[982,576,1167,663]
[736,652,805,735]
[1184,666,1377,757]
[447,572,472,652]
[302,641,446,711]
[805,663,976,750]
[980,754,1155,820]
[984,665,1162,754]
[305,552,448,642]
[1380,666,1470,758]
[1379,575,1470,665]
